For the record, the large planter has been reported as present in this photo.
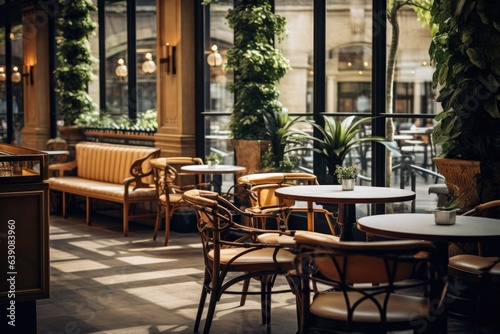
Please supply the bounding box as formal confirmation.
[232,139,270,175]
[433,158,500,209]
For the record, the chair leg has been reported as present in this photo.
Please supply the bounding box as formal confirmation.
[85,197,91,225]
[240,278,250,306]
[203,285,220,334]
[123,203,129,236]
[164,209,172,246]
[62,191,67,218]
[153,205,161,241]
[194,284,208,333]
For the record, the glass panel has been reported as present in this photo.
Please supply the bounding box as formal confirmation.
[389,5,439,213]
[10,24,23,145]
[88,0,100,110]
[105,1,128,116]
[204,1,233,165]
[326,0,372,115]
[275,0,314,115]
[0,27,5,143]
[136,1,157,115]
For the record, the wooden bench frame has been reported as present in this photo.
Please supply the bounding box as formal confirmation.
[48,142,160,236]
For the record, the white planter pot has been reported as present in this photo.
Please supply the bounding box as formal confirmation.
[341,178,355,191]
[207,161,218,168]
[434,209,457,225]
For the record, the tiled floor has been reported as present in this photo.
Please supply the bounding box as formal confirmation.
[37,212,498,333]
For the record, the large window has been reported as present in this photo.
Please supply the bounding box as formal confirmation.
[0,24,23,144]
[201,0,438,211]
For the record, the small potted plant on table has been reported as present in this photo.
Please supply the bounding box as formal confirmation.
[205,152,222,168]
[335,165,358,191]
[434,196,459,225]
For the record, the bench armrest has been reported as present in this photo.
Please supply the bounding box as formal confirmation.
[124,149,160,190]
[48,159,78,176]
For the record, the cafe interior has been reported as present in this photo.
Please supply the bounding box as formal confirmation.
[0,0,499,333]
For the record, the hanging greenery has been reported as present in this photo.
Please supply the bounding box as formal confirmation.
[222,0,291,140]
[430,0,500,161]
[54,0,97,126]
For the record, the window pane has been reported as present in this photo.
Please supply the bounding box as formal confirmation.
[10,24,23,145]
[204,1,234,165]
[136,2,157,115]
[326,0,372,114]
[275,0,313,114]
[105,1,128,116]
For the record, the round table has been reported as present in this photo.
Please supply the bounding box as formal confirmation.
[357,213,500,333]
[180,164,246,194]
[274,185,415,240]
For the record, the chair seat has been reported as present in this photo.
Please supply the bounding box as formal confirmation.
[257,233,297,247]
[311,291,429,323]
[449,254,500,276]
[208,247,295,269]
[159,193,183,204]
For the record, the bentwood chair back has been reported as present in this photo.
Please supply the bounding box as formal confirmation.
[182,189,295,334]
[150,157,211,246]
[237,172,337,234]
[292,231,441,333]
[149,158,192,246]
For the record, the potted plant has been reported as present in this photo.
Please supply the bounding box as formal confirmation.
[434,196,460,225]
[203,0,291,173]
[302,115,400,184]
[430,0,500,209]
[54,0,97,141]
[335,164,358,191]
[261,109,306,172]
[205,152,222,168]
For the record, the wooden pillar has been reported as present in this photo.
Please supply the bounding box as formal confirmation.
[154,0,197,157]
[20,6,51,150]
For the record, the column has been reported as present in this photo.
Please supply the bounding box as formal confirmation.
[20,6,51,150]
[154,0,197,157]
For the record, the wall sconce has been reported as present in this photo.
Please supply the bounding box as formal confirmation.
[23,65,34,85]
[115,59,128,78]
[11,66,21,83]
[142,53,157,74]
[0,67,5,82]
[207,45,223,67]
[159,43,176,75]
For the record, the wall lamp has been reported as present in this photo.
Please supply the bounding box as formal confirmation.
[160,43,176,75]
[24,65,34,85]
[0,67,5,81]
[207,45,223,67]
[115,59,128,78]
[142,53,157,74]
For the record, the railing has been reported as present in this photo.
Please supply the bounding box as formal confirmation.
[83,127,156,147]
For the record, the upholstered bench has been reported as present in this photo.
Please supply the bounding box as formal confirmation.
[48,142,160,236]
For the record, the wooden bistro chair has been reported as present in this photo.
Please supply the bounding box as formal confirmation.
[291,231,442,334]
[182,189,295,334]
[149,157,209,246]
[237,172,337,234]
[447,200,500,327]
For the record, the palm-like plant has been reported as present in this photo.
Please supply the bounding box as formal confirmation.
[306,115,400,178]
[261,109,307,171]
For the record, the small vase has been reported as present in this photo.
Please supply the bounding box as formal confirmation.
[207,161,218,168]
[341,178,355,191]
[434,209,457,225]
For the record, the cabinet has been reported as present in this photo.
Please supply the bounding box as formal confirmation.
[0,144,49,332]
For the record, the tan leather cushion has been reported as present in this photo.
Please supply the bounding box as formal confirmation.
[257,233,297,247]
[48,177,156,200]
[76,142,157,184]
[311,291,429,323]
[208,247,294,270]
[449,254,500,276]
